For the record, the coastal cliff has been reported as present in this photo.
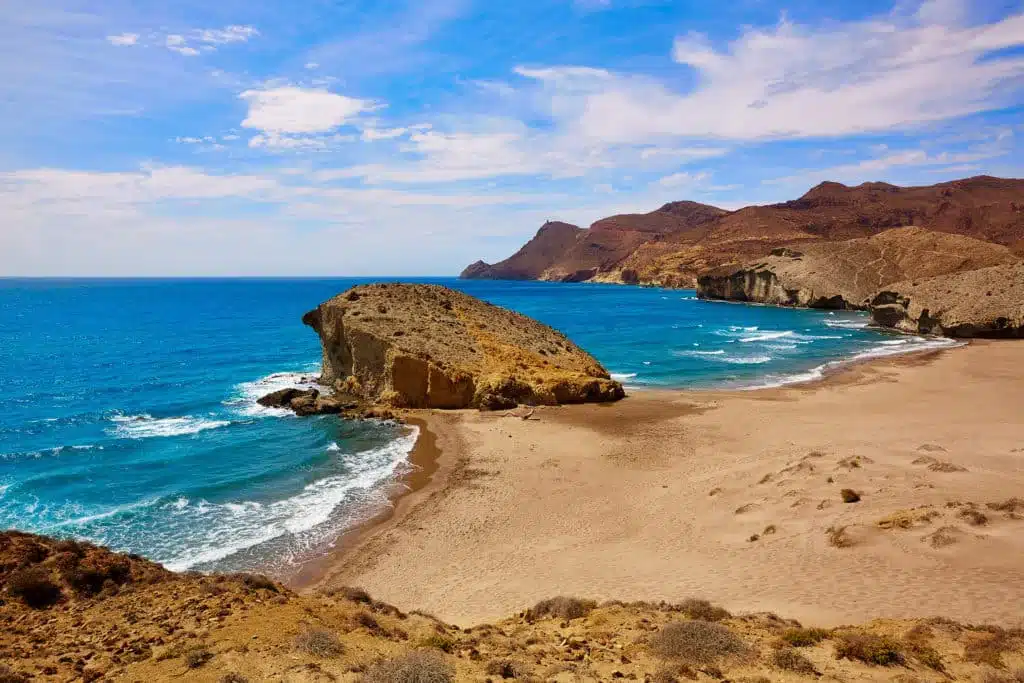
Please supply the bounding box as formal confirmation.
[870,262,1024,337]
[301,283,623,410]
[696,227,1019,311]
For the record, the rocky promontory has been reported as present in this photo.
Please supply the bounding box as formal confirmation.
[300,283,624,410]
[870,262,1024,337]
[697,227,1018,310]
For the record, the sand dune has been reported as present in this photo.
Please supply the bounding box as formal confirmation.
[312,341,1024,628]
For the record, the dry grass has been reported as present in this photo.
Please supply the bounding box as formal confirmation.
[834,633,904,666]
[184,646,213,669]
[982,669,1024,683]
[927,460,968,473]
[525,596,596,621]
[772,647,817,674]
[360,650,454,683]
[294,628,344,658]
[959,507,989,526]
[0,664,28,683]
[418,634,456,653]
[826,526,855,548]
[678,598,730,622]
[779,627,830,647]
[6,566,62,609]
[987,498,1024,514]
[841,488,862,503]
[485,658,532,679]
[219,675,249,683]
[649,620,750,664]
[330,586,373,604]
[964,629,1016,668]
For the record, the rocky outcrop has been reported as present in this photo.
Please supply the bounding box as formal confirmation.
[301,283,624,410]
[870,262,1024,337]
[461,176,1024,288]
[458,221,584,280]
[257,388,356,416]
[697,228,1019,310]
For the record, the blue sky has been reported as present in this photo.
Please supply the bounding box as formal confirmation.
[2,0,1022,275]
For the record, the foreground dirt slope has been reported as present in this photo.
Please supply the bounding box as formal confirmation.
[301,283,623,410]
[3,531,1023,683]
[696,227,1018,310]
[462,176,1024,288]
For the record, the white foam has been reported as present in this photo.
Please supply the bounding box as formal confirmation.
[38,497,160,531]
[227,370,323,417]
[326,442,341,452]
[674,349,726,357]
[739,330,793,343]
[825,318,870,329]
[159,426,420,571]
[108,413,231,439]
[610,372,638,381]
[719,354,773,365]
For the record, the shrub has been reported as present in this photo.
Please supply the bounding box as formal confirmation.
[965,630,1014,668]
[982,669,1024,683]
[0,664,28,683]
[649,620,750,664]
[525,596,596,621]
[780,627,830,647]
[360,650,454,683]
[840,489,861,503]
[184,646,213,669]
[826,526,854,548]
[7,566,62,608]
[959,508,989,526]
[834,633,904,666]
[772,647,817,674]
[678,598,730,622]
[485,658,531,679]
[419,634,456,653]
[231,573,279,593]
[332,586,372,604]
[219,675,250,683]
[987,498,1024,513]
[62,555,131,595]
[294,628,344,658]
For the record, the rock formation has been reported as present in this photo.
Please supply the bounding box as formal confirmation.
[459,221,584,280]
[697,227,1019,310]
[301,283,624,410]
[462,176,1024,288]
[870,262,1024,337]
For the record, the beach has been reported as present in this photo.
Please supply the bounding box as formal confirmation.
[310,341,1024,628]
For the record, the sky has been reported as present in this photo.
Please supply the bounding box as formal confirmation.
[1,0,1023,276]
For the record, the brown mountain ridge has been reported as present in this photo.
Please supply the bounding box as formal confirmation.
[461,176,1024,289]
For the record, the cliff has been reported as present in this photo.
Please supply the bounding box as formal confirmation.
[462,176,1024,288]
[458,221,584,280]
[4,530,1023,682]
[301,283,624,410]
[697,227,1019,310]
[870,262,1024,337]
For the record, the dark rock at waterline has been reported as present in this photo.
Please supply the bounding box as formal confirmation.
[257,387,357,416]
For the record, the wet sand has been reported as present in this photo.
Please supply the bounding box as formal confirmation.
[308,341,1024,628]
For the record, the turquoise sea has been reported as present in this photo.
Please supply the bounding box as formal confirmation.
[0,278,956,574]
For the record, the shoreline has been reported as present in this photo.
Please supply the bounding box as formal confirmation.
[291,338,1024,628]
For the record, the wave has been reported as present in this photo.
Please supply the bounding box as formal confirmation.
[108,413,231,439]
[739,330,793,343]
[156,426,420,571]
[719,354,773,365]
[227,370,323,418]
[825,318,870,329]
[673,349,726,357]
[610,372,637,381]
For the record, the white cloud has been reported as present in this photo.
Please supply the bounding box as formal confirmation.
[106,33,138,47]
[165,35,199,56]
[240,86,378,135]
[248,131,357,150]
[305,62,320,70]
[361,126,409,141]
[513,7,1024,142]
[196,25,259,45]
[657,171,709,188]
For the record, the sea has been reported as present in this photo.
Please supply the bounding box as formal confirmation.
[0,277,958,575]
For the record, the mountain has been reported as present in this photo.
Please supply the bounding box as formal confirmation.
[462,176,1024,288]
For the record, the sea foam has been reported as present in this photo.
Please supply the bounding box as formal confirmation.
[108,413,231,439]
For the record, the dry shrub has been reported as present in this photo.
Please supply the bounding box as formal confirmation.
[360,650,454,683]
[294,628,344,658]
[679,598,730,622]
[7,566,62,608]
[927,460,967,473]
[525,596,596,621]
[0,664,28,683]
[925,526,963,549]
[834,633,904,666]
[485,658,532,679]
[982,669,1024,683]
[649,620,750,664]
[219,675,250,683]
[826,526,855,548]
[772,647,817,674]
[418,634,456,653]
[987,498,1024,514]
[965,629,1015,668]
[780,627,830,647]
[331,586,372,604]
[184,646,213,669]
[959,508,989,526]
[840,489,861,503]
[230,572,279,593]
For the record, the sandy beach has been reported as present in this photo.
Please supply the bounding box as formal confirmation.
[310,341,1024,628]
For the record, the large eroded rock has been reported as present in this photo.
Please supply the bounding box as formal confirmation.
[697,227,1018,310]
[870,262,1024,337]
[302,283,624,409]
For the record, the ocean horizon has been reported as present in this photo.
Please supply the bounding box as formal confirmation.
[0,277,958,575]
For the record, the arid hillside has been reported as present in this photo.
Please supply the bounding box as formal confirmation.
[3,530,1023,682]
[462,176,1024,288]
